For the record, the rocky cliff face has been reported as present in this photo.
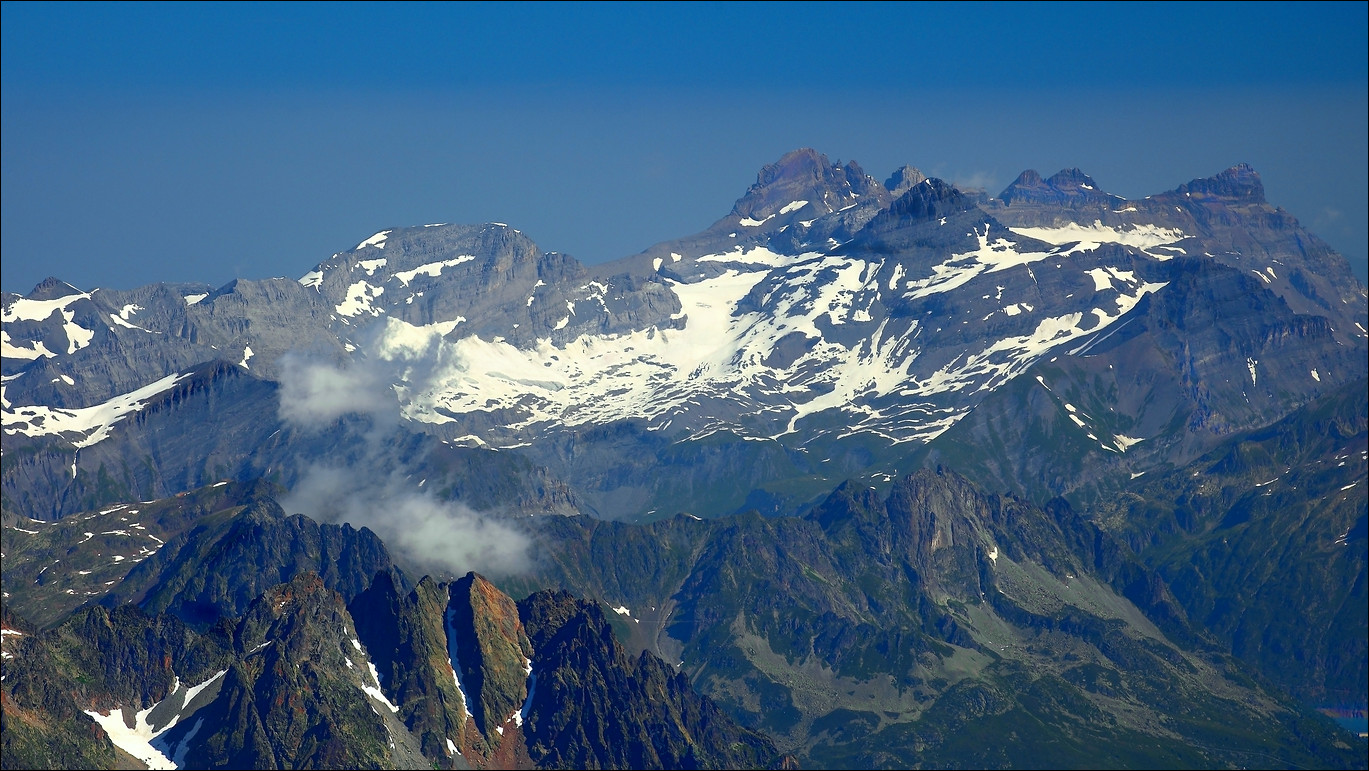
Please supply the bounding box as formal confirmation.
[518,589,789,770]
[4,150,1364,527]
[446,573,533,748]
[348,573,481,770]
[987,163,1365,332]
[922,253,1364,506]
[1,490,788,770]
[522,467,1361,768]
[0,606,137,770]
[173,572,411,770]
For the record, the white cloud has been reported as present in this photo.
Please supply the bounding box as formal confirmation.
[282,460,532,578]
[276,328,532,578]
[276,351,398,429]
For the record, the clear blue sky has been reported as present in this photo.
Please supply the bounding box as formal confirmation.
[3,1,1366,292]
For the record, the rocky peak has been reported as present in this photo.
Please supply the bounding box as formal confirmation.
[731,147,884,221]
[446,572,533,740]
[885,164,929,197]
[1170,163,1265,203]
[997,169,1041,203]
[752,147,829,188]
[885,467,985,556]
[885,177,974,223]
[1045,167,1102,191]
[116,498,397,629]
[177,571,404,771]
[998,167,1114,205]
[810,479,885,530]
[340,223,546,273]
[844,176,993,256]
[245,571,334,628]
[1007,168,1043,187]
[23,276,86,301]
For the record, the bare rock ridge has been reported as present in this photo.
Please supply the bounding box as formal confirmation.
[2,491,790,769]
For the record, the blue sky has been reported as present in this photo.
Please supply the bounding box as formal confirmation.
[3,1,1366,292]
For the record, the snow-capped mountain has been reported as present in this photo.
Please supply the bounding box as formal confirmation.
[3,148,1366,522]
[3,149,1366,770]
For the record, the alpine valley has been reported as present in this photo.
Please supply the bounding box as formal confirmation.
[2,148,1365,769]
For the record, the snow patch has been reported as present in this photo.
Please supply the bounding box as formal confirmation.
[2,292,97,356]
[394,255,476,286]
[3,372,192,448]
[887,263,905,291]
[336,281,385,317]
[84,707,177,769]
[182,670,226,709]
[444,608,477,718]
[1113,434,1143,452]
[356,230,392,250]
[108,313,154,333]
[900,224,1059,300]
[169,718,204,769]
[82,668,224,771]
[4,292,90,323]
[363,659,401,713]
[1,331,55,360]
[1007,221,1186,259]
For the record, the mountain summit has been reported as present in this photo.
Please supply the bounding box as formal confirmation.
[2,146,1365,770]
[730,147,888,222]
[1171,161,1265,203]
[4,149,1364,523]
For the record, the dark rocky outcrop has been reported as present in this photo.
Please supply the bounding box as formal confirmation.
[518,589,789,770]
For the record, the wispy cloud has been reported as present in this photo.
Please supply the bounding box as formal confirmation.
[277,350,398,429]
[280,458,532,579]
[276,328,532,578]
[949,170,1002,194]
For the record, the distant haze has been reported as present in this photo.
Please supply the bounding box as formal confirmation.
[3,3,1366,291]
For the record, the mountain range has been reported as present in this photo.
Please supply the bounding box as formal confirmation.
[3,148,1366,769]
